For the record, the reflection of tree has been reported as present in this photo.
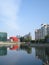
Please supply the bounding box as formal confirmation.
[26,47,32,54]
[0,46,7,56]
[35,47,49,65]
[20,45,32,54]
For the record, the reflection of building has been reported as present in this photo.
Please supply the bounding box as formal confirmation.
[35,24,49,40]
[24,32,31,39]
[10,45,19,50]
[0,32,7,41]
[20,45,32,54]
[0,47,7,56]
[35,48,46,59]
[35,47,49,64]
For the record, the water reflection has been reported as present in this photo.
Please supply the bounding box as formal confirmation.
[0,44,45,65]
[20,45,32,54]
[10,45,19,50]
[9,44,32,54]
[0,44,49,65]
[0,46,7,56]
[35,47,49,65]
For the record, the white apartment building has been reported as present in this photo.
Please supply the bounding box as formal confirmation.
[35,24,49,40]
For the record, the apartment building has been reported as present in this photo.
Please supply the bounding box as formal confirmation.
[35,24,49,40]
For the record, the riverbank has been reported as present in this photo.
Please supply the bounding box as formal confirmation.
[20,42,49,47]
[29,43,49,47]
[0,42,21,47]
[0,42,49,47]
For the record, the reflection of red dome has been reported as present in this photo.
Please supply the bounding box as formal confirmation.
[10,45,19,50]
[10,37,19,42]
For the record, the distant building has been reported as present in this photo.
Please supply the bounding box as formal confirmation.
[24,32,32,39]
[10,37,20,42]
[16,35,20,38]
[0,32,7,41]
[35,24,49,40]
[35,47,49,64]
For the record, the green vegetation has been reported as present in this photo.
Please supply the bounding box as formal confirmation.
[45,35,49,43]
[20,43,32,54]
[34,35,49,43]
[20,33,32,42]
[20,33,49,44]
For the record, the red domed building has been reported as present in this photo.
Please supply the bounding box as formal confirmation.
[10,37,20,42]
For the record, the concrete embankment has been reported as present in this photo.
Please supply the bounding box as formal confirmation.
[0,42,21,47]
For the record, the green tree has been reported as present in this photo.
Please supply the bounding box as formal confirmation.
[45,35,49,43]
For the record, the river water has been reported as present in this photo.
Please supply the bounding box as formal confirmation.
[0,45,49,65]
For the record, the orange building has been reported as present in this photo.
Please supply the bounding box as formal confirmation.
[10,37,20,42]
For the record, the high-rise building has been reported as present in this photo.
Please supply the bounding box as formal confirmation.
[35,24,49,40]
[35,29,41,40]
[0,32,7,41]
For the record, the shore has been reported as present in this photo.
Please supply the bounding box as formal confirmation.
[29,43,49,47]
[20,42,49,47]
[0,42,49,47]
[0,42,21,47]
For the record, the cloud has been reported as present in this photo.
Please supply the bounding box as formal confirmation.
[0,0,21,36]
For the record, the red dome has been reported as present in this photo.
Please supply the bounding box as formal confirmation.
[10,37,19,42]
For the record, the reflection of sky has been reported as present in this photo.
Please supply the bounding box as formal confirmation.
[0,48,42,65]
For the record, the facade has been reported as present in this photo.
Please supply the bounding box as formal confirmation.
[35,29,41,40]
[10,37,20,42]
[0,32,7,41]
[24,32,32,40]
[35,24,49,40]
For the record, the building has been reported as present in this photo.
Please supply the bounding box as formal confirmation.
[0,32,7,41]
[10,37,20,42]
[35,29,42,40]
[24,32,32,40]
[35,24,49,40]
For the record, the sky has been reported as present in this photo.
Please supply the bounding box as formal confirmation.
[0,0,49,39]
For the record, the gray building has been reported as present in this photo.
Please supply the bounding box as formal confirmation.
[0,32,7,41]
[35,29,42,40]
[35,24,49,40]
[24,32,32,40]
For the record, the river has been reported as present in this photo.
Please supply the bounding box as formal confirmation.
[0,44,49,65]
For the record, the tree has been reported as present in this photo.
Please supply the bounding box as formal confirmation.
[20,37,24,42]
[24,32,32,42]
[20,33,32,42]
[45,35,49,43]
